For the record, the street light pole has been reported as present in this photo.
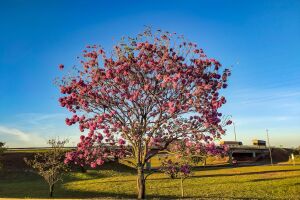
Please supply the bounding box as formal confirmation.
[266,129,273,166]
[233,122,237,142]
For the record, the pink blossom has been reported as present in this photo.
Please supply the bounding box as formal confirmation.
[226,120,232,125]
[118,138,125,145]
[96,158,104,165]
[90,162,97,168]
[80,135,85,141]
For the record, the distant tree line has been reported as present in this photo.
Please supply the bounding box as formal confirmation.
[293,146,300,155]
[0,142,6,170]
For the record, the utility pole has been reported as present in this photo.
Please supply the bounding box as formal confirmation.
[233,122,237,141]
[266,129,273,166]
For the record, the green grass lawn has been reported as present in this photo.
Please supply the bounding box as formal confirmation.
[0,163,300,199]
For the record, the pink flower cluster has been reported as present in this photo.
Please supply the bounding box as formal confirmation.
[64,130,126,168]
[160,159,191,179]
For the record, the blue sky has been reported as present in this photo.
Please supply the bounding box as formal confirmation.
[0,0,299,147]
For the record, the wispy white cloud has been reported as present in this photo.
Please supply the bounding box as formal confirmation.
[0,125,46,147]
[0,126,31,142]
[15,113,66,125]
[0,112,82,147]
[230,89,300,106]
[233,115,294,125]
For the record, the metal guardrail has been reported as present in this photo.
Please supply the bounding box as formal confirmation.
[226,145,269,150]
[6,147,76,151]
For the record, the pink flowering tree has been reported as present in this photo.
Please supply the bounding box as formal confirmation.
[58,28,231,199]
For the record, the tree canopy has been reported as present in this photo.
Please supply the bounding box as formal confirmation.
[59,28,231,199]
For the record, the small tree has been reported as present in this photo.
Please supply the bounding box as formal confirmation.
[58,27,231,199]
[0,142,6,170]
[161,159,191,197]
[25,139,69,197]
[160,139,227,197]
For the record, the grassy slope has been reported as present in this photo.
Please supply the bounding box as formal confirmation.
[0,164,299,199]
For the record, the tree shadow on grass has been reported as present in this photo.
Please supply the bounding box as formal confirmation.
[145,169,300,182]
[249,175,300,182]
[1,174,256,200]
[191,196,262,200]
[189,169,300,179]
[98,161,136,174]
[0,169,40,181]
[59,188,263,200]
[0,186,179,199]
[0,186,265,200]
[65,162,137,182]
[0,176,269,200]
[193,163,289,171]
[0,190,136,199]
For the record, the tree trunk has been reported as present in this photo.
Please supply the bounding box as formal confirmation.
[80,166,86,173]
[180,177,184,197]
[137,165,146,199]
[49,184,54,197]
